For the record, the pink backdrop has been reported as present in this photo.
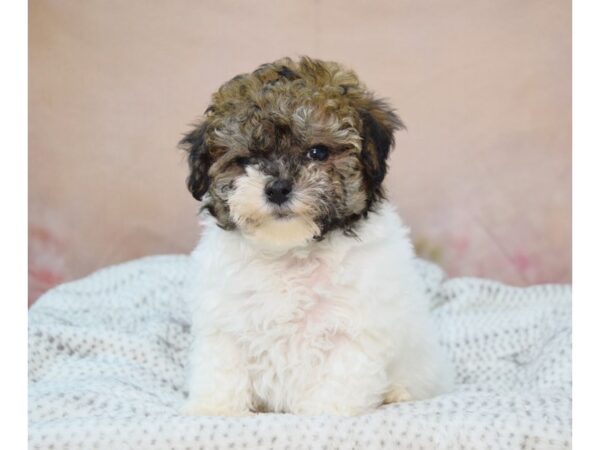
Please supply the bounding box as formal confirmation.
[29,0,571,305]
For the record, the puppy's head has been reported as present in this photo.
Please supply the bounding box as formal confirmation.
[180,57,403,250]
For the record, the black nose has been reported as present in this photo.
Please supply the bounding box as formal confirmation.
[265,179,293,205]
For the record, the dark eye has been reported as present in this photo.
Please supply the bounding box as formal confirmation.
[235,156,252,167]
[306,145,330,161]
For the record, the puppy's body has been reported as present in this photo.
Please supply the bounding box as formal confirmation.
[183,202,452,415]
[180,57,453,415]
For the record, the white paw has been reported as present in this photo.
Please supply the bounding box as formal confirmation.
[384,385,414,404]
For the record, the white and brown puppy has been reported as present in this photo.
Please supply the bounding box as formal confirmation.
[180,57,453,416]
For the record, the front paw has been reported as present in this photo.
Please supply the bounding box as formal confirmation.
[179,398,252,417]
[384,384,414,404]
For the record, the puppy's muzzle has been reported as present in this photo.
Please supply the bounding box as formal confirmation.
[265,179,293,205]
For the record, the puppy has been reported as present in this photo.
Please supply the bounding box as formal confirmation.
[180,57,453,416]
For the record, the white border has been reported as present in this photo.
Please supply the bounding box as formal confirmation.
[573,0,599,447]
[0,0,27,448]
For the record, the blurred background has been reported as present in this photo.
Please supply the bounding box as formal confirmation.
[29,0,571,305]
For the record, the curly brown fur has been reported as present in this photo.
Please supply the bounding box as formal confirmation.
[179,56,404,243]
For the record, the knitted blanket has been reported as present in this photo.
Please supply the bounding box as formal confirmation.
[28,255,571,449]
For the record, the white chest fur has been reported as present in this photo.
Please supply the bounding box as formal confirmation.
[183,202,453,415]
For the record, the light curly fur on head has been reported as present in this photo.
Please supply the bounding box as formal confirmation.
[180,57,404,249]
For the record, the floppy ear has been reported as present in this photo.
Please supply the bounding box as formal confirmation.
[179,121,211,201]
[358,99,404,189]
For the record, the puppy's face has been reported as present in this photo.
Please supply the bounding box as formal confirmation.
[181,57,403,250]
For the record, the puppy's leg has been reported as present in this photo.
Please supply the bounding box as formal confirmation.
[291,338,388,416]
[180,332,252,416]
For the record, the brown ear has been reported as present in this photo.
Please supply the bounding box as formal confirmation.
[358,98,405,189]
[179,121,211,201]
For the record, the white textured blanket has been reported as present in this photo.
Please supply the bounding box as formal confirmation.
[28,255,571,449]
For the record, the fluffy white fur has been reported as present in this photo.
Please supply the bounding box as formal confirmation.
[181,201,454,416]
[227,166,321,250]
